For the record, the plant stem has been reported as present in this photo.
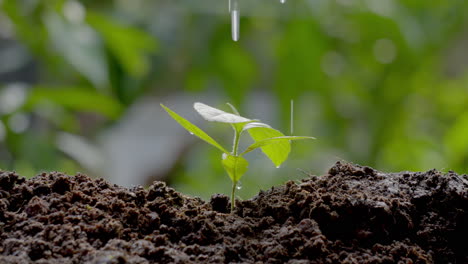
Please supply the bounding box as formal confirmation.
[231,180,237,213]
[230,130,241,213]
[232,130,240,156]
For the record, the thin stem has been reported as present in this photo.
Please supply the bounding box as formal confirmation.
[232,130,240,156]
[230,130,241,213]
[231,180,237,213]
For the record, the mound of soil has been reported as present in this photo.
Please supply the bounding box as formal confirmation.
[0,162,466,263]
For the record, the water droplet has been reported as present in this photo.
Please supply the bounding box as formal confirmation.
[227,0,286,41]
[229,0,240,41]
[276,165,281,169]
[189,132,194,135]
[236,181,242,190]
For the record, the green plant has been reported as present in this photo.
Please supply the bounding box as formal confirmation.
[161,102,315,212]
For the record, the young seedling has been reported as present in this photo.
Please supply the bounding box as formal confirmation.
[161,102,315,213]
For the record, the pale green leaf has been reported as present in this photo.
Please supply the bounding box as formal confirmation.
[247,126,290,167]
[24,87,123,119]
[43,12,108,88]
[222,154,249,182]
[231,121,254,135]
[161,104,228,153]
[194,102,251,123]
[242,122,272,132]
[87,12,157,77]
[224,103,258,134]
[242,136,315,155]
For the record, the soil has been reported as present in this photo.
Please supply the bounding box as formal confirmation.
[0,161,466,264]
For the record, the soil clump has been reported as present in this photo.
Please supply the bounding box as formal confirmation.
[0,162,466,263]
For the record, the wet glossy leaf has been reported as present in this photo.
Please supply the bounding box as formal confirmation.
[242,122,272,132]
[247,126,290,167]
[242,136,315,155]
[222,154,248,182]
[161,104,228,153]
[194,102,251,123]
[223,103,259,134]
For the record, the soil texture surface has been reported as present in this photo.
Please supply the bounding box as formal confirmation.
[0,162,467,263]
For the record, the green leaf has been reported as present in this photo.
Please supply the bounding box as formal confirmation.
[445,112,468,161]
[223,103,259,134]
[43,11,109,88]
[241,122,272,132]
[23,87,123,119]
[2,0,49,57]
[222,154,249,182]
[246,126,290,167]
[87,12,157,77]
[242,136,315,155]
[214,42,256,106]
[161,104,228,154]
[194,102,251,123]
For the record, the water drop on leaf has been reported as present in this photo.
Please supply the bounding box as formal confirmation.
[236,181,242,190]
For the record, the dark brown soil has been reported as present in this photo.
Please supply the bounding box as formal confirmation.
[0,162,466,263]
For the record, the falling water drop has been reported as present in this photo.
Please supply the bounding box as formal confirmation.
[227,0,286,41]
[229,0,240,41]
[236,181,242,190]
[290,99,294,135]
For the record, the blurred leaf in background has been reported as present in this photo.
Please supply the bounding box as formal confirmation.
[0,0,468,200]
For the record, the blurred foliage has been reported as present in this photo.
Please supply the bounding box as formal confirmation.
[1,0,468,199]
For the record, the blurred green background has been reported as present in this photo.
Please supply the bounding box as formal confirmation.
[1,0,468,200]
